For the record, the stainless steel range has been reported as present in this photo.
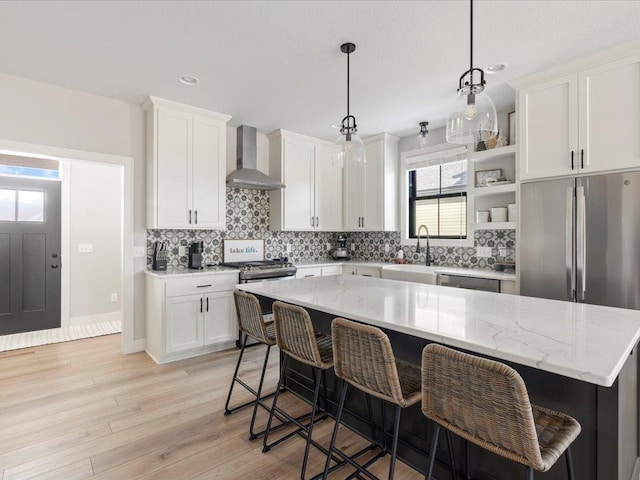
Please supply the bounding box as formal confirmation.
[220,258,297,282]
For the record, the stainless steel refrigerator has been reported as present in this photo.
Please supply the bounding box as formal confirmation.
[520,171,640,310]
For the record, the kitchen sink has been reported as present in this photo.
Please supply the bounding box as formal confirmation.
[380,264,439,285]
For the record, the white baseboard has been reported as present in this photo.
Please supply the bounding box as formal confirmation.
[127,338,147,354]
[67,311,122,327]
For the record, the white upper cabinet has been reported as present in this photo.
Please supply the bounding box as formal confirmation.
[579,55,640,173]
[517,52,640,181]
[268,130,342,231]
[144,96,231,229]
[343,134,399,231]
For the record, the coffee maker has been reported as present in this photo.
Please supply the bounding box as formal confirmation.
[333,234,350,260]
[188,241,204,269]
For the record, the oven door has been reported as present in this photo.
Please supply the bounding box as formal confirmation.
[236,275,296,347]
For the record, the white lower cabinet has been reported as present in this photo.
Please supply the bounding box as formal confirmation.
[295,265,343,278]
[343,265,382,278]
[145,272,238,364]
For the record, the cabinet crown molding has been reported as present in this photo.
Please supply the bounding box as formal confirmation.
[509,39,640,90]
[142,95,232,123]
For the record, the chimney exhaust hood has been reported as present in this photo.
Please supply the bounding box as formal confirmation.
[226,125,285,190]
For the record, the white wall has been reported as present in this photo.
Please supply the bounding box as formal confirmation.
[68,161,122,322]
[0,72,147,340]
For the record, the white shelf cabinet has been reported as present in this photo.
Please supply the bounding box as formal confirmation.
[144,96,231,229]
[145,272,238,364]
[344,133,399,231]
[518,53,640,181]
[268,130,342,231]
[469,146,517,231]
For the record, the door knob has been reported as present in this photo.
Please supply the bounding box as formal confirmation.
[51,264,59,269]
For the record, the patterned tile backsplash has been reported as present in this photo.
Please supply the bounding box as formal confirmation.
[147,187,515,269]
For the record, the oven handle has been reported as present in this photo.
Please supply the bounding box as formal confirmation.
[242,274,297,283]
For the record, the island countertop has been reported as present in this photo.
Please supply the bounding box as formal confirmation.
[237,275,640,387]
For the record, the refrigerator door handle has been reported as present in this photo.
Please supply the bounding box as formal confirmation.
[576,185,586,301]
[566,187,575,300]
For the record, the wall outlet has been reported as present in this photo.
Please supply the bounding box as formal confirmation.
[326,242,332,251]
[286,243,292,254]
[78,244,93,253]
[111,293,118,302]
[384,243,390,253]
[133,246,146,258]
[350,243,355,252]
[178,246,186,257]
[476,246,492,258]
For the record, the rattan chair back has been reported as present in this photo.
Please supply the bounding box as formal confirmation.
[331,317,408,407]
[233,290,275,345]
[272,301,332,369]
[422,343,546,470]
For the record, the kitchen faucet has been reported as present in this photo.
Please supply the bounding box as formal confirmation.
[416,224,431,266]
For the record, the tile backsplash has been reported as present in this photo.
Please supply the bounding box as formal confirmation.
[147,187,515,269]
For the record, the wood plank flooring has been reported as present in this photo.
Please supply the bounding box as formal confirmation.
[0,334,423,479]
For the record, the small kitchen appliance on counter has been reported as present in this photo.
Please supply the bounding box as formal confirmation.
[333,234,350,260]
[188,241,204,270]
[151,241,167,271]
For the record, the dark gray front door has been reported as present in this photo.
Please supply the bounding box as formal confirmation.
[0,177,61,334]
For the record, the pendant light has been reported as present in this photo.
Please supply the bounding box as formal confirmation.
[417,121,429,149]
[446,0,498,144]
[334,42,365,167]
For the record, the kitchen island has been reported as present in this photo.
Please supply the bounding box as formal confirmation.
[238,275,640,480]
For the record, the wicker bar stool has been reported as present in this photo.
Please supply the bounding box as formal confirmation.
[421,343,581,480]
[223,290,279,440]
[323,318,456,480]
[262,301,341,480]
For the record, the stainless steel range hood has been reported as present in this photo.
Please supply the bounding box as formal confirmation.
[226,125,285,190]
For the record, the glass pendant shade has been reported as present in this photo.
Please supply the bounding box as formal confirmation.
[334,132,365,167]
[446,88,498,144]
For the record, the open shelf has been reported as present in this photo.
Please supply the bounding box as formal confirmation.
[471,183,516,196]
[469,144,516,163]
[474,221,516,230]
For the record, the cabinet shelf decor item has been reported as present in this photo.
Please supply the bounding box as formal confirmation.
[143,96,231,229]
[516,51,640,181]
[268,130,342,231]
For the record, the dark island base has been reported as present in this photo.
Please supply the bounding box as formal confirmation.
[257,296,639,480]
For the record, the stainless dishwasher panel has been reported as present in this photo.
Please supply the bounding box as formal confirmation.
[437,274,500,293]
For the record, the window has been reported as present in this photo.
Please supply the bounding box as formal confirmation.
[0,189,45,222]
[408,159,467,239]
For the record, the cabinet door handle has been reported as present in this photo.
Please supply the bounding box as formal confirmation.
[189,210,192,224]
[358,217,361,227]
[196,284,212,288]
[311,216,314,227]
[200,297,203,313]
[206,297,209,312]
[580,149,584,169]
[362,217,365,228]
[315,216,319,228]
[195,210,198,224]
[571,151,574,170]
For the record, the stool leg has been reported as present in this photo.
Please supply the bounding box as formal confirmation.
[224,334,248,415]
[301,368,323,480]
[445,431,457,480]
[525,467,534,480]
[387,405,402,480]
[380,398,388,454]
[248,344,272,440]
[425,424,440,480]
[366,394,376,445]
[323,382,349,480]
[262,354,288,452]
[465,439,471,480]
[565,446,575,480]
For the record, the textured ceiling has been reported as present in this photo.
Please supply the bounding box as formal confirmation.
[1,1,639,140]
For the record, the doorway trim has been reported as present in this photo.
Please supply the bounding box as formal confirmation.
[0,139,136,354]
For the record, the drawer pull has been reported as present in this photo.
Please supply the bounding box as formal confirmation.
[196,284,212,288]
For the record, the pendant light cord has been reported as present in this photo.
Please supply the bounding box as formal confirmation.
[469,0,473,73]
[347,50,350,118]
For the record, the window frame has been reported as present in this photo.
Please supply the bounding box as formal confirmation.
[400,144,473,248]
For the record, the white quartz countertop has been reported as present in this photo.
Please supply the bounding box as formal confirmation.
[144,266,239,279]
[238,275,640,387]
[295,261,516,282]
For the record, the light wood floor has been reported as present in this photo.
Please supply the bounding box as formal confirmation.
[0,334,423,480]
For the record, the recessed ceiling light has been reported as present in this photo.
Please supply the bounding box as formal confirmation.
[179,75,200,86]
[485,63,508,75]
